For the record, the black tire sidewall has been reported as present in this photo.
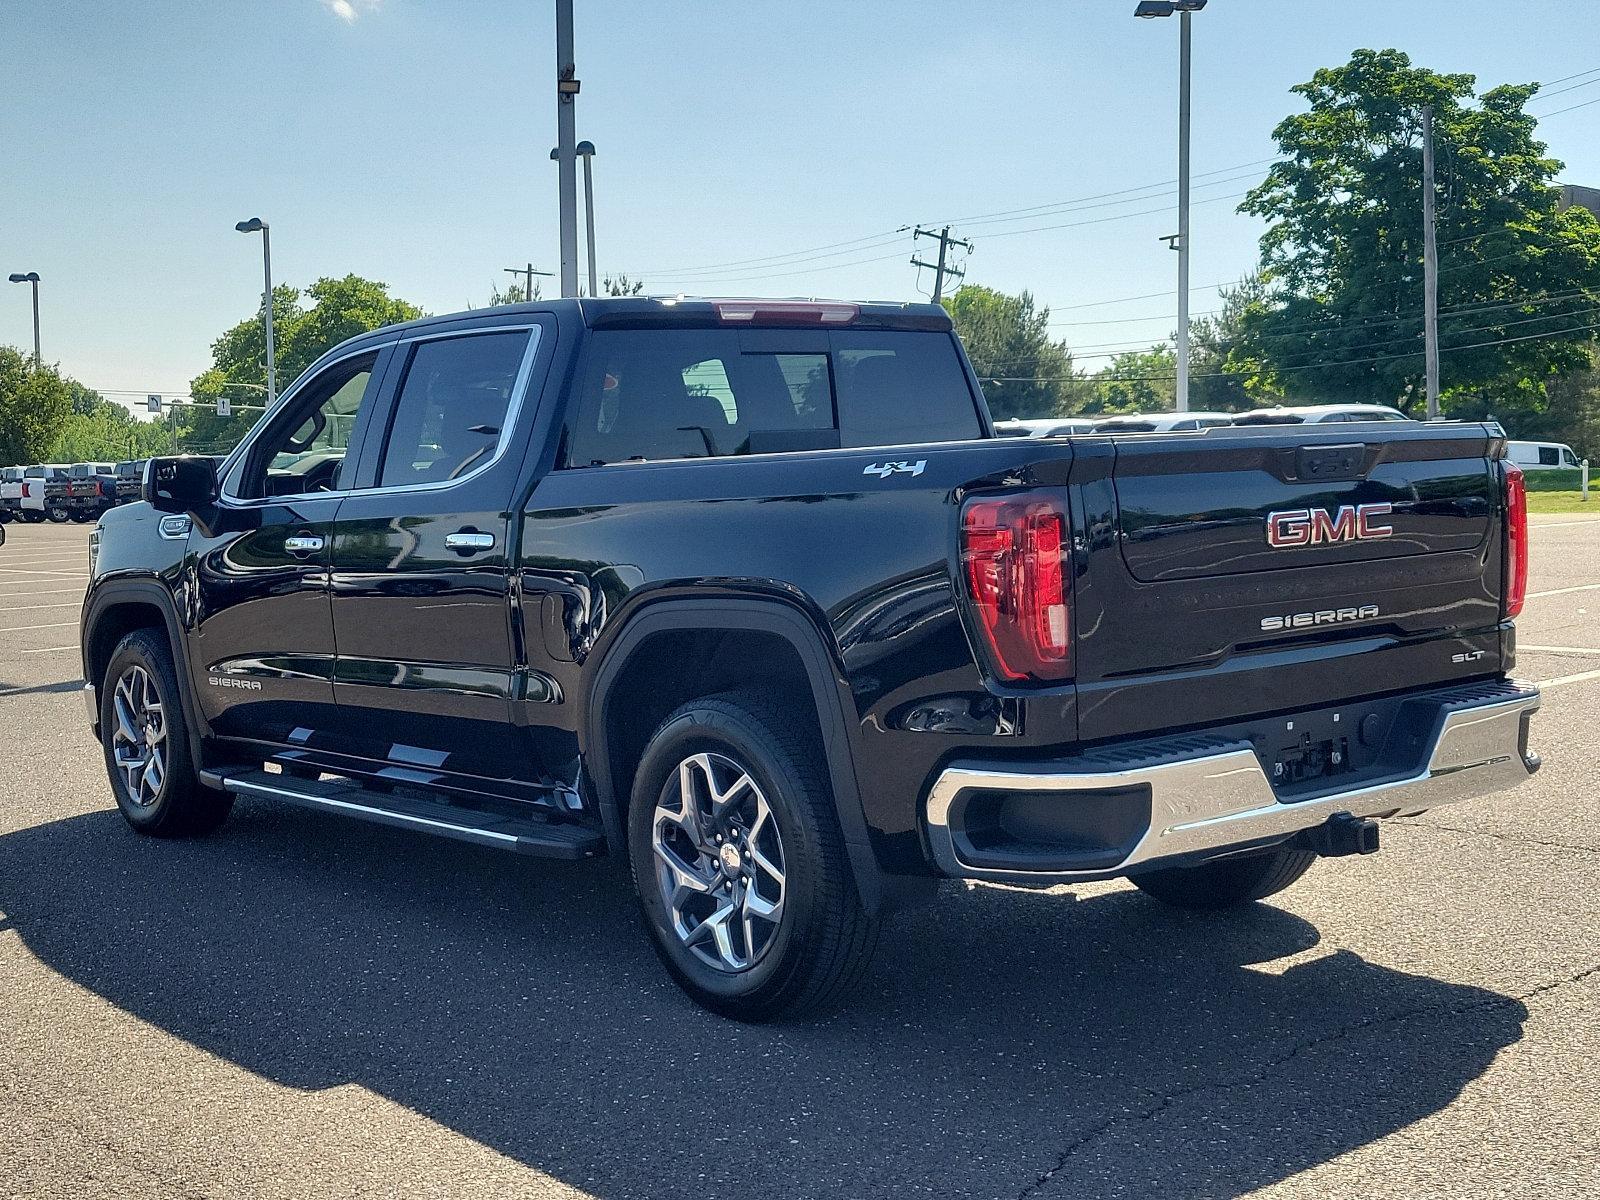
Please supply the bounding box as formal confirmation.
[101,632,196,831]
[627,703,826,1011]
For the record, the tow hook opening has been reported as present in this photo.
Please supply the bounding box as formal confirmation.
[1300,811,1381,858]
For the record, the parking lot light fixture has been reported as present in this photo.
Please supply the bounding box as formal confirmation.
[234,218,277,406]
[8,271,41,365]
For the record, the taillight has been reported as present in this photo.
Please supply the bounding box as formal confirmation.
[960,492,1071,682]
[1504,461,1528,618]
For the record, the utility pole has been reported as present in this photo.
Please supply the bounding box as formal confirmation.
[554,0,580,297]
[504,262,553,302]
[911,226,971,302]
[1422,105,1441,420]
[1174,4,1193,412]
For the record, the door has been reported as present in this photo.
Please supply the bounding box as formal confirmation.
[325,323,545,781]
[188,346,392,742]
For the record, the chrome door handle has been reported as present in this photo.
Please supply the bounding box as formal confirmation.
[284,534,325,554]
[445,531,496,552]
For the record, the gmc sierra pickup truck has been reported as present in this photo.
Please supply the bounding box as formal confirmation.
[81,297,1540,1019]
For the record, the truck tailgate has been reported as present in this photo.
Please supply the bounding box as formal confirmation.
[1072,422,1508,742]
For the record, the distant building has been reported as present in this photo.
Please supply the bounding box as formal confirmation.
[1558,184,1600,219]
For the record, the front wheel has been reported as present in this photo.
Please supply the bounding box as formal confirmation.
[627,692,879,1021]
[1131,846,1317,910]
[100,630,233,837]
[46,505,70,523]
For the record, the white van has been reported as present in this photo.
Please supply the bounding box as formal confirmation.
[1507,440,1584,471]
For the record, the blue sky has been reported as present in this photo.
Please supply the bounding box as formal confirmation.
[3,1,1598,410]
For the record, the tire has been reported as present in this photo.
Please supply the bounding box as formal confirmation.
[46,505,69,523]
[627,691,879,1021]
[1131,846,1317,911]
[100,629,233,837]
[22,510,44,523]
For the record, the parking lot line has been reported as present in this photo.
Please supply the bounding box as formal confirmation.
[1536,666,1600,690]
[0,601,82,614]
[21,644,77,654]
[1519,644,1600,656]
[1526,582,1600,599]
[0,620,78,633]
[0,567,88,578]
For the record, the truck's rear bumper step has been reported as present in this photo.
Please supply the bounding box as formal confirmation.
[201,768,604,860]
[924,680,1541,885]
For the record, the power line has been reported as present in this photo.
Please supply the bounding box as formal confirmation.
[1539,94,1600,118]
[1538,65,1600,88]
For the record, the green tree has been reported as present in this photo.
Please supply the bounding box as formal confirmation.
[1087,347,1177,414]
[49,403,176,462]
[186,274,423,453]
[1236,49,1600,413]
[941,285,1085,419]
[0,346,73,465]
[1190,273,1282,411]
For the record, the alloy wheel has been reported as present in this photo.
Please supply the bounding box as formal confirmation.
[111,664,167,807]
[652,751,787,973]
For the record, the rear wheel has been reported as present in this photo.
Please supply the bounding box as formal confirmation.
[1131,846,1317,910]
[46,504,69,523]
[100,630,233,837]
[627,692,879,1021]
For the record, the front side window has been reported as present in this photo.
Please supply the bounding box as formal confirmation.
[375,331,530,487]
[1564,449,1581,467]
[237,352,379,498]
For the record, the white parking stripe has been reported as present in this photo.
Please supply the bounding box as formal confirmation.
[0,620,77,632]
[0,567,87,577]
[0,587,85,597]
[0,601,79,614]
[1536,667,1600,690]
[21,644,76,654]
[1530,517,1600,529]
[1527,582,1600,599]
[1520,644,1600,656]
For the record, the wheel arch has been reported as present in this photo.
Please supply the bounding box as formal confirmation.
[82,579,207,762]
[583,597,907,916]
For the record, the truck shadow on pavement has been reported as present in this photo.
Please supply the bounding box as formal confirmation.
[0,802,1527,1200]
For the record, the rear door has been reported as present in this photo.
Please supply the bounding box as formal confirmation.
[1073,422,1505,741]
[325,320,547,781]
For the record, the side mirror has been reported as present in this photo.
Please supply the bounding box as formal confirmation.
[143,456,218,513]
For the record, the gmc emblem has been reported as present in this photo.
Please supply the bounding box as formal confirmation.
[1266,503,1393,549]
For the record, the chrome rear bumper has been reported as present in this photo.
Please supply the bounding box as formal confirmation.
[924,682,1541,885]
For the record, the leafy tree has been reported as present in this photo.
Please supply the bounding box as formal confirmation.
[1087,347,1176,414]
[1190,273,1282,410]
[941,285,1085,419]
[1236,49,1600,413]
[0,346,73,465]
[186,274,423,453]
[49,403,176,462]
[600,273,645,297]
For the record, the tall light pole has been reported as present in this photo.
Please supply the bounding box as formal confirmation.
[1136,0,1206,412]
[234,218,277,406]
[7,272,41,366]
[578,140,599,297]
[550,141,600,296]
[554,0,580,297]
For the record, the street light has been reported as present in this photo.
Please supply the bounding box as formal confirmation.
[1136,0,1206,412]
[234,217,277,406]
[7,272,41,366]
[552,141,599,296]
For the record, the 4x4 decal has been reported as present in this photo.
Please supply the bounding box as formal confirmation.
[862,460,926,479]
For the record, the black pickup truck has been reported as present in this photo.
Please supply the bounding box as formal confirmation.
[81,297,1540,1019]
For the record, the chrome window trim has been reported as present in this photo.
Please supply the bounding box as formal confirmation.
[218,323,543,507]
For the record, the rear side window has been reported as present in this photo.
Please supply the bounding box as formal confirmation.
[1538,446,1559,466]
[564,328,979,466]
[376,331,531,487]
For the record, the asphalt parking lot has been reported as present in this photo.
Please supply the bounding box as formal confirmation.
[0,516,1596,1200]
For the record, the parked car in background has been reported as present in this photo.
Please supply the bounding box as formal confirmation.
[1507,440,1584,471]
[1095,411,1236,433]
[994,418,1100,437]
[66,463,119,522]
[0,466,24,523]
[1234,404,1410,426]
[114,460,148,503]
[22,465,73,523]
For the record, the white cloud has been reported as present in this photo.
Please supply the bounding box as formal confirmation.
[320,0,382,23]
